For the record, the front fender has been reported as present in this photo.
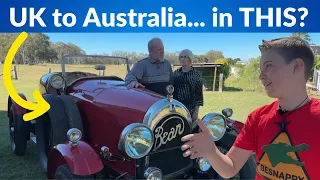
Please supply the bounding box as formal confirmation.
[7,93,29,117]
[47,141,104,179]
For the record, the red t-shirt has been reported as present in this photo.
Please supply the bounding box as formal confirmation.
[233,98,320,180]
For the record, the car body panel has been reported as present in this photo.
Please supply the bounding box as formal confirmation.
[65,78,168,177]
[7,93,29,116]
[38,71,247,178]
[8,54,251,179]
[47,141,104,178]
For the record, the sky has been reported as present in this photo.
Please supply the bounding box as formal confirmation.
[46,33,320,61]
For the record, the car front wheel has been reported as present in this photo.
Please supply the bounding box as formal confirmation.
[8,105,28,156]
[54,164,94,179]
[214,131,257,179]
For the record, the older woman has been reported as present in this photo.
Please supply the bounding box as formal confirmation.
[173,49,204,122]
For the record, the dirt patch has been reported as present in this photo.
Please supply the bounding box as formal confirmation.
[309,91,320,100]
[311,95,320,100]
[306,87,320,100]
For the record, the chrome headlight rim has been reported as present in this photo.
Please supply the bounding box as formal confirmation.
[200,113,227,142]
[196,157,211,172]
[49,74,65,89]
[222,108,233,118]
[67,128,82,144]
[118,123,154,159]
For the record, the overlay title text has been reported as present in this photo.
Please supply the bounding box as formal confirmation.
[9,7,309,28]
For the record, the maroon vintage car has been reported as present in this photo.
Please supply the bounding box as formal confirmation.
[7,55,256,179]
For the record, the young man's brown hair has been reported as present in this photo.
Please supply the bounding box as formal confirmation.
[258,36,315,81]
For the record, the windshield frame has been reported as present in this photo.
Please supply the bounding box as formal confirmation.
[61,54,131,75]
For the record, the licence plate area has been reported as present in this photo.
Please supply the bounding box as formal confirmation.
[148,146,192,176]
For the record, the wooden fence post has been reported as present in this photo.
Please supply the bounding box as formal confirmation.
[212,66,217,91]
[314,68,318,83]
[219,73,223,92]
[317,70,320,91]
[13,66,18,80]
[48,68,51,73]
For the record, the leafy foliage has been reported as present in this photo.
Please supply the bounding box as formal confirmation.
[0,33,244,67]
[0,33,84,65]
[292,32,311,42]
[215,58,231,81]
[2,32,319,94]
[225,56,265,92]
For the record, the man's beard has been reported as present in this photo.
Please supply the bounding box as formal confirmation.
[152,55,164,62]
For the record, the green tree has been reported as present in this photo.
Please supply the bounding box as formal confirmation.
[292,32,311,42]
[238,56,264,92]
[204,50,224,63]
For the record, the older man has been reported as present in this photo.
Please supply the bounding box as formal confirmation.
[125,38,173,96]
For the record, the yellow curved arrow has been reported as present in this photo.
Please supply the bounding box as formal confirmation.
[3,31,50,121]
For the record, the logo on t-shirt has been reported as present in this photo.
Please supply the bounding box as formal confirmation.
[257,132,310,180]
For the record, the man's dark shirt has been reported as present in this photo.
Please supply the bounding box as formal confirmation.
[124,57,173,96]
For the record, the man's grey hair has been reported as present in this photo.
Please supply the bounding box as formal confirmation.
[148,37,163,51]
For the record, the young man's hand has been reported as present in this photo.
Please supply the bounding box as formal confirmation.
[181,119,217,159]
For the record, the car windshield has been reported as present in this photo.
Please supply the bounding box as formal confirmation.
[61,54,131,80]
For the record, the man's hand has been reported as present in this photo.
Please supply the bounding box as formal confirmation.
[181,119,217,159]
[127,81,145,88]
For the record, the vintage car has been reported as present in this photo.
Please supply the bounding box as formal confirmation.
[7,55,256,179]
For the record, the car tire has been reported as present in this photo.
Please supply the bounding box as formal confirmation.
[191,126,256,179]
[8,105,29,156]
[35,113,52,173]
[58,95,85,138]
[54,164,94,179]
[214,131,257,179]
[35,94,70,173]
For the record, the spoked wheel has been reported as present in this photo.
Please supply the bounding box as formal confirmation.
[8,105,28,156]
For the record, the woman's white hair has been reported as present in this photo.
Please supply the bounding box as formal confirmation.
[180,49,195,63]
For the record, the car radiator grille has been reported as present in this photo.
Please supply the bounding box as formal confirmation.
[148,114,192,177]
[148,147,192,176]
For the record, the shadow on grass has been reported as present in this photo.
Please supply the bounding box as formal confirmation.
[223,86,243,92]
[0,110,46,179]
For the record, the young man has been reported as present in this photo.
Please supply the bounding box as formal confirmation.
[181,36,320,179]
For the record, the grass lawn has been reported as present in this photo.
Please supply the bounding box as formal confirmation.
[0,64,274,179]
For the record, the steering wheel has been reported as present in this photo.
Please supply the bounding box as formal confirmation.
[62,72,97,86]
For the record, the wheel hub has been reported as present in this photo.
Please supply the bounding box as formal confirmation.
[9,111,16,151]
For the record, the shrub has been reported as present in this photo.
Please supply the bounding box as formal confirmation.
[215,58,231,80]
[225,57,265,92]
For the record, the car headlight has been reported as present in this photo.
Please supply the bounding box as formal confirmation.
[144,167,162,180]
[49,74,65,89]
[67,128,82,145]
[200,113,227,141]
[118,123,154,159]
